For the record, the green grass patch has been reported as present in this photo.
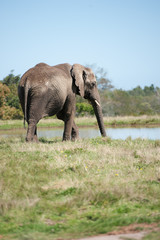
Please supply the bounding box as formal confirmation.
[0,115,160,130]
[0,137,160,239]
[142,230,160,240]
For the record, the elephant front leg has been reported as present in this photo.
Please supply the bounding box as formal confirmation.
[63,114,74,141]
[71,121,79,141]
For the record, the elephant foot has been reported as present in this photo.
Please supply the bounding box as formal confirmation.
[71,127,79,141]
[62,137,70,141]
[33,135,39,143]
[71,135,79,141]
[26,136,39,143]
[62,134,71,141]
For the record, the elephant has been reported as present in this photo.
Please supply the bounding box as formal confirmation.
[18,63,106,142]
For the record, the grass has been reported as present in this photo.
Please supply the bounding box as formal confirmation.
[0,136,160,239]
[0,115,160,130]
[143,231,160,240]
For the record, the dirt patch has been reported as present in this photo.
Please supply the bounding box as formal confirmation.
[107,223,158,235]
[79,223,160,240]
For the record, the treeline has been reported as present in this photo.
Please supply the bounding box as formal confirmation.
[0,69,160,120]
[100,85,160,116]
[76,65,160,117]
[0,72,23,120]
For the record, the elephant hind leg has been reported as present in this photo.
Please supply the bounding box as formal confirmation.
[57,111,79,141]
[33,126,38,142]
[26,120,38,142]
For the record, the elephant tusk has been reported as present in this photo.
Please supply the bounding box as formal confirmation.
[95,100,100,107]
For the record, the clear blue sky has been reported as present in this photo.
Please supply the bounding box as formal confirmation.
[0,0,160,90]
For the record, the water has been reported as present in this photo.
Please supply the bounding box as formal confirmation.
[0,127,160,140]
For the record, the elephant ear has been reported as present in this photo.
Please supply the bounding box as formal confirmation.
[71,64,85,97]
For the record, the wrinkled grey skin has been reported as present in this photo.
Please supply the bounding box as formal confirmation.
[18,63,106,142]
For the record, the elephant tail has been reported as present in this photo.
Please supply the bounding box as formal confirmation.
[24,80,29,128]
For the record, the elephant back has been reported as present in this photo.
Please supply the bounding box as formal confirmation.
[19,63,72,87]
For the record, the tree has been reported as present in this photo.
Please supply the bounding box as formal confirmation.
[129,86,144,96]
[0,71,23,119]
[2,70,20,86]
[85,64,114,90]
[0,82,10,107]
[1,71,22,110]
[144,84,156,95]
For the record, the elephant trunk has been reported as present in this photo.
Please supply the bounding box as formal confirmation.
[91,99,106,137]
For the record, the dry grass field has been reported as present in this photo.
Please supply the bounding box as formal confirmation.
[0,135,160,239]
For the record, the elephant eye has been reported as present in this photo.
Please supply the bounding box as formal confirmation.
[91,82,96,88]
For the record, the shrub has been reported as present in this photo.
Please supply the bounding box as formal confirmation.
[0,106,23,120]
[76,102,94,116]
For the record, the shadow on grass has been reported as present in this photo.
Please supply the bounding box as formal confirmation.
[39,137,62,144]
